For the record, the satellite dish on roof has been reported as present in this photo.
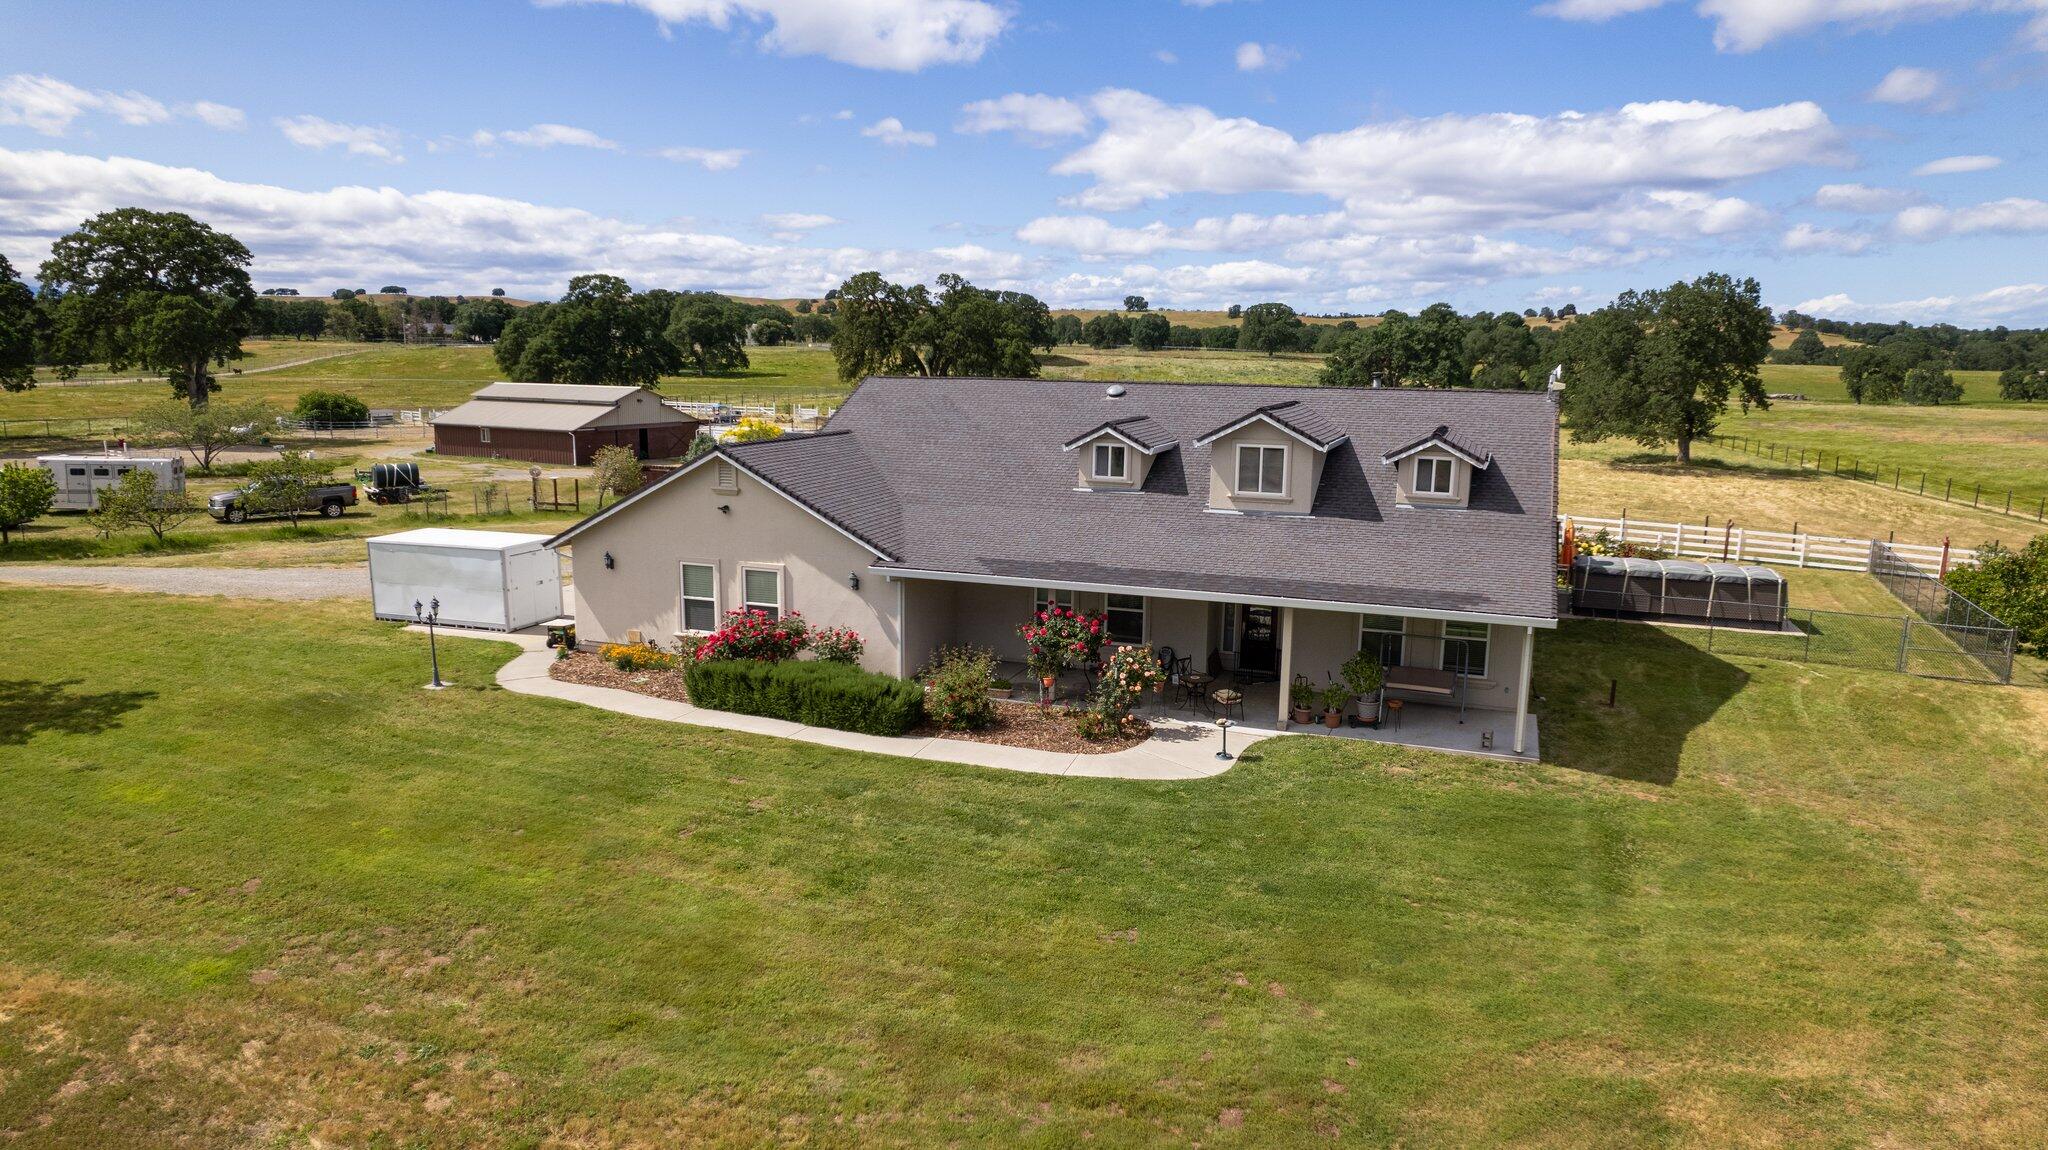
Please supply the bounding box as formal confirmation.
[1105,384,1127,398]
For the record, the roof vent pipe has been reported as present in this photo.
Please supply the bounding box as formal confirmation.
[1105,384,1126,398]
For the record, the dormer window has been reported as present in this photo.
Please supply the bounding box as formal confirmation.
[1415,456,1454,495]
[1092,442,1127,481]
[1236,444,1287,496]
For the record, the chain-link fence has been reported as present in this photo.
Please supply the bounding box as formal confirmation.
[1574,581,2017,685]
[1869,544,2017,683]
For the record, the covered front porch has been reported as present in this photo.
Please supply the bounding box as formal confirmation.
[902,573,1547,759]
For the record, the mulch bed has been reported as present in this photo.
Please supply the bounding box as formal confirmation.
[917,699,1152,754]
[548,654,1150,754]
[549,650,690,703]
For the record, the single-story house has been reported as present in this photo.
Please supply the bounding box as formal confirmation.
[546,376,1561,752]
[432,382,700,465]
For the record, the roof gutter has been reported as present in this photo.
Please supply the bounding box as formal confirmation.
[867,564,1559,629]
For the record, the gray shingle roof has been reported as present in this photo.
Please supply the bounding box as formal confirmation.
[730,377,1559,622]
[1194,399,1349,450]
[1061,414,1178,453]
[1382,424,1491,468]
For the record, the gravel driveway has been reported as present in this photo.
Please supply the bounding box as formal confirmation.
[0,564,366,600]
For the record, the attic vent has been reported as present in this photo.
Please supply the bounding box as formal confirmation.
[1105,384,1127,398]
[713,460,738,493]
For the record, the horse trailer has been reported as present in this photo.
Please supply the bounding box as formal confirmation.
[37,453,186,511]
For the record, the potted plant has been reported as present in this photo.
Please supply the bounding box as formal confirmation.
[1320,681,1349,728]
[1339,649,1385,727]
[1288,673,1315,726]
[988,673,1015,700]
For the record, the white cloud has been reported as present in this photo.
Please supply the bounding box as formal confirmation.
[1790,283,2048,326]
[833,108,855,120]
[1535,0,2048,54]
[1867,65,1950,107]
[1813,182,1919,212]
[187,101,247,131]
[0,145,1054,302]
[762,211,840,231]
[655,145,747,170]
[1782,222,1875,253]
[861,116,937,147]
[1912,153,2001,175]
[1893,197,2048,238]
[1233,42,1297,71]
[1051,90,1843,215]
[275,115,404,162]
[538,0,1009,71]
[956,93,1091,141]
[1533,0,1667,19]
[0,73,244,136]
[474,123,620,150]
[1154,49,1179,64]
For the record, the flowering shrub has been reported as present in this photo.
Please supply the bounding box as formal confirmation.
[693,609,809,662]
[1082,644,1164,737]
[1016,605,1105,680]
[806,625,865,664]
[1574,528,1667,561]
[921,645,1000,731]
[602,642,679,672]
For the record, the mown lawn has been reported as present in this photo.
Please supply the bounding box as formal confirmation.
[4,587,2047,1146]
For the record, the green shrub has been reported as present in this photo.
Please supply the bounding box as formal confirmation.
[294,390,371,424]
[1946,537,2048,656]
[921,645,999,731]
[685,659,924,736]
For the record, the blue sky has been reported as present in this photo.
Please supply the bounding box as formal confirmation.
[2,0,2045,324]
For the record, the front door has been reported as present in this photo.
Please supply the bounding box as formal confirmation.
[1238,606,1279,679]
[637,427,651,458]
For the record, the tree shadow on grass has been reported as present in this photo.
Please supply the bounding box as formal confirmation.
[1537,620,1749,786]
[0,679,156,746]
[1604,452,1830,485]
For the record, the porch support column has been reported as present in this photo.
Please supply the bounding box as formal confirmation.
[1276,606,1295,729]
[1512,624,1536,754]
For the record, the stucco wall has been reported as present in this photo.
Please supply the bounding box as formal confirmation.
[1205,424,1324,515]
[898,577,959,677]
[1392,452,1471,508]
[565,464,902,675]
[1281,608,1527,709]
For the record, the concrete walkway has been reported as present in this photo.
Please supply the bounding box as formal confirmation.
[438,629,1270,781]
[0,563,366,600]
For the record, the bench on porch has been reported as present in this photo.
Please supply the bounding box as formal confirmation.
[1382,664,1468,722]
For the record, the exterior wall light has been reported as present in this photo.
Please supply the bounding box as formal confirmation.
[603,551,615,569]
[847,573,861,590]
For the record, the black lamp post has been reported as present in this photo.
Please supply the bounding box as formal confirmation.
[414,597,446,689]
[1215,717,1234,761]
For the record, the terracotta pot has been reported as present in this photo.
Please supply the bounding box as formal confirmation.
[1040,675,1056,687]
[1322,709,1343,729]
[1291,707,1313,725]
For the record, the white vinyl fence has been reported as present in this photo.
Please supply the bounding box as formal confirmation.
[1559,514,1979,575]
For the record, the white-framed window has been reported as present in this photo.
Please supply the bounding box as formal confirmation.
[742,565,784,621]
[1359,613,1406,668]
[1033,587,1075,615]
[1441,621,1489,678]
[1092,441,1128,481]
[478,426,492,444]
[1106,594,1145,644]
[1220,603,1237,652]
[1415,456,1454,495]
[1236,444,1287,496]
[679,561,718,632]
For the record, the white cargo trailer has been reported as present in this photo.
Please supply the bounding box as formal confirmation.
[38,453,186,511]
[366,528,564,632]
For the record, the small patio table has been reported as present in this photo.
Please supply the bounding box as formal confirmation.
[1182,672,1214,714]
